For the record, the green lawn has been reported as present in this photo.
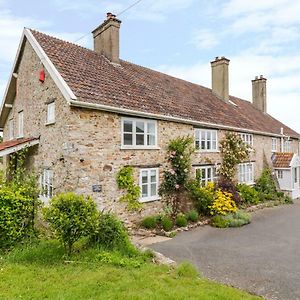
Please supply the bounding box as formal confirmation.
[0,241,261,300]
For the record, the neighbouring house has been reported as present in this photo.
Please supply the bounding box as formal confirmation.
[0,13,299,221]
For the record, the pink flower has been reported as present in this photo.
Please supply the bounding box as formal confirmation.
[169,169,175,175]
[175,184,180,189]
[171,151,176,156]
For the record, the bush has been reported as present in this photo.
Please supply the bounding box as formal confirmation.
[161,215,173,231]
[176,261,199,278]
[89,213,133,253]
[209,189,237,216]
[186,210,199,222]
[0,185,37,250]
[217,177,242,205]
[254,168,277,195]
[187,180,214,215]
[43,192,98,255]
[237,184,260,205]
[141,216,158,229]
[211,210,251,228]
[176,214,188,227]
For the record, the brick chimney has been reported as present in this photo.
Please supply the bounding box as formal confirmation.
[92,13,121,64]
[211,56,230,101]
[252,75,267,113]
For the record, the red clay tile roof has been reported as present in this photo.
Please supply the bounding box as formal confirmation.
[0,137,39,152]
[272,152,294,168]
[30,30,300,138]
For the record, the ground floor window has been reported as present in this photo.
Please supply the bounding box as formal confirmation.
[139,168,159,202]
[277,170,283,179]
[40,169,53,201]
[195,165,217,186]
[238,162,254,184]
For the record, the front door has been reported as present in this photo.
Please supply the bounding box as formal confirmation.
[292,167,300,189]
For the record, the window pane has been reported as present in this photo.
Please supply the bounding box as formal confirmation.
[142,185,148,197]
[212,141,217,150]
[147,134,155,146]
[207,140,211,150]
[136,122,144,133]
[147,123,155,134]
[136,134,144,145]
[124,134,132,145]
[142,171,148,184]
[150,170,156,183]
[195,140,200,149]
[201,140,206,150]
[124,120,133,132]
[207,168,212,181]
[212,131,216,141]
[150,183,157,196]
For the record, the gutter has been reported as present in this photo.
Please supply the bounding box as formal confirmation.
[68,99,296,139]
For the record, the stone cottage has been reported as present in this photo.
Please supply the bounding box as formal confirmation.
[0,13,299,220]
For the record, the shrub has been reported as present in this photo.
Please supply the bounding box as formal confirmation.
[141,216,158,229]
[254,168,277,195]
[209,189,237,216]
[176,261,199,278]
[217,177,242,205]
[186,210,199,222]
[211,210,251,228]
[187,180,214,215]
[161,215,173,231]
[237,184,260,205]
[176,213,188,227]
[43,192,98,255]
[0,185,37,250]
[89,212,133,253]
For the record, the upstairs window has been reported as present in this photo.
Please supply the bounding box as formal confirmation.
[195,165,217,186]
[121,118,157,148]
[195,129,218,151]
[47,101,55,124]
[271,138,277,152]
[238,162,254,184]
[8,118,13,140]
[239,133,253,147]
[40,169,53,201]
[139,168,159,202]
[18,111,24,138]
[283,140,292,152]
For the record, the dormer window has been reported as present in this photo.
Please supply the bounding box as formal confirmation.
[18,111,24,138]
[47,101,55,124]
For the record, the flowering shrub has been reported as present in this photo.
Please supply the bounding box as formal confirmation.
[209,189,237,216]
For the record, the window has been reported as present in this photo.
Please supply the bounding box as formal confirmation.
[8,118,13,140]
[239,133,253,147]
[122,118,157,148]
[195,165,217,186]
[238,162,254,184]
[277,170,283,179]
[40,169,53,201]
[293,168,298,184]
[139,168,159,202]
[195,129,217,151]
[18,111,24,138]
[271,138,277,152]
[283,140,292,152]
[47,102,55,124]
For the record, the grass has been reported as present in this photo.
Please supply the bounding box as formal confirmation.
[0,240,261,300]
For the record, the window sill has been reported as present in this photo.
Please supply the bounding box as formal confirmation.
[17,135,24,139]
[139,196,161,203]
[45,121,55,126]
[121,146,160,150]
[195,150,220,153]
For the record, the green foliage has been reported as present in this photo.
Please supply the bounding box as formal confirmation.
[116,166,141,211]
[176,213,188,227]
[89,212,134,254]
[187,180,214,215]
[176,261,199,278]
[140,216,158,229]
[219,132,250,181]
[237,184,260,205]
[185,210,199,222]
[211,210,251,228]
[254,168,277,195]
[43,192,98,255]
[96,251,143,268]
[159,136,194,217]
[160,215,173,231]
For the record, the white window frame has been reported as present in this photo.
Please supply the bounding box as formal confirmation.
[239,133,253,147]
[46,101,55,124]
[238,162,254,185]
[271,138,277,152]
[139,168,160,202]
[277,170,283,179]
[195,165,217,186]
[17,111,24,138]
[40,169,54,202]
[195,129,218,152]
[8,118,14,140]
[283,140,292,152]
[121,117,158,149]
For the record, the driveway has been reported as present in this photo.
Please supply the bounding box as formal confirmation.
[150,202,300,300]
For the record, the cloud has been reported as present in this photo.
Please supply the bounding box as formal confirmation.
[191,29,219,50]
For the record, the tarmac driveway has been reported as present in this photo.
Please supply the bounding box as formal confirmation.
[150,202,300,300]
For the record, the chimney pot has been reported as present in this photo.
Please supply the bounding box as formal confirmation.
[252,75,267,113]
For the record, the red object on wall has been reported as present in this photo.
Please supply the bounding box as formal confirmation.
[39,69,45,82]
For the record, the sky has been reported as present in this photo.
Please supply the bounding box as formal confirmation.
[1,0,300,133]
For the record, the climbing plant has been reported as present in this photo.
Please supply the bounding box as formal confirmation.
[116,166,141,211]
